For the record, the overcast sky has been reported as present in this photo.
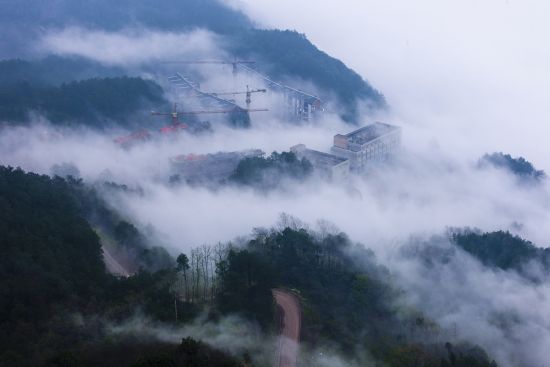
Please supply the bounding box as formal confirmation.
[228,0,550,168]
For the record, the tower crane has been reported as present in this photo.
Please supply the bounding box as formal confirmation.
[162,59,255,76]
[204,85,267,109]
[114,103,268,146]
[151,103,268,134]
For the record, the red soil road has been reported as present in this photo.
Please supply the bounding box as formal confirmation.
[272,289,301,367]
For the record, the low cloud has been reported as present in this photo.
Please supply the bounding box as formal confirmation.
[233,0,550,169]
[38,27,223,66]
[4,4,550,364]
[393,234,550,367]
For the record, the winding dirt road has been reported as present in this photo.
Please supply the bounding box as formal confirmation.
[102,245,130,277]
[272,289,301,367]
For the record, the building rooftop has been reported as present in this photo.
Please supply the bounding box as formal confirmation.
[291,144,347,170]
[343,122,399,146]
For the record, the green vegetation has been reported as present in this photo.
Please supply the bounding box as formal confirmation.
[479,152,545,182]
[0,77,166,127]
[0,0,253,37]
[0,168,106,350]
[1,1,385,122]
[166,218,497,365]
[0,166,498,366]
[230,152,313,189]
[41,336,243,367]
[0,56,123,87]
[451,229,550,281]
[131,337,243,367]
[228,30,386,121]
[0,167,210,366]
[210,224,497,366]
[228,108,251,128]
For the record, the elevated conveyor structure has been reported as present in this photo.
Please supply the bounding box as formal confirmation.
[237,64,323,122]
[168,72,245,111]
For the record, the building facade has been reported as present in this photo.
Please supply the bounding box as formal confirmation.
[330,122,401,173]
[291,144,350,181]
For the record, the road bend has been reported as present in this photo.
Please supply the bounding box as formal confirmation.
[272,289,301,367]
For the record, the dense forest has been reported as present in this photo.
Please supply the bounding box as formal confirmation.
[0,0,253,40]
[0,76,166,128]
[210,224,497,366]
[230,152,313,189]
[479,152,545,182]
[0,166,499,366]
[451,229,550,282]
[167,219,498,366]
[0,0,385,121]
[0,166,215,366]
[0,57,123,87]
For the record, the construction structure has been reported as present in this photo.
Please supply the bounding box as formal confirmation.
[168,73,244,111]
[330,122,401,173]
[170,149,264,184]
[163,59,256,76]
[238,64,323,122]
[165,121,400,185]
[290,144,350,181]
[205,85,267,109]
[166,62,323,122]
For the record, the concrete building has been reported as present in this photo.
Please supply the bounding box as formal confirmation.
[330,122,401,173]
[170,149,264,184]
[291,144,350,181]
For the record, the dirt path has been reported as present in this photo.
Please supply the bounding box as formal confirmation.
[102,245,130,277]
[272,289,301,367]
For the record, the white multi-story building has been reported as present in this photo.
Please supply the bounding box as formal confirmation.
[330,122,401,173]
[291,144,350,181]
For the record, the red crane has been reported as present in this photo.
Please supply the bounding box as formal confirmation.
[151,103,268,134]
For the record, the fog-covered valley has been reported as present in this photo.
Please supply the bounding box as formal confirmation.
[1,1,549,366]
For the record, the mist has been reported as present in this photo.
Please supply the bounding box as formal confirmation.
[231,0,550,168]
[38,28,223,66]
[393,234,550,366]
[2,3,550,365]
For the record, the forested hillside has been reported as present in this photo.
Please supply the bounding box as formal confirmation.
[0,0,385,121]
[0,167,226,366]
[0,166,498,366]
[227,29,386,119]
[0,77,166,127]
[0,0,253,37]
[230,152,313,189]
[0,57,123,86]
[0,167,106,336]
[210,225,496,366]
[479,152,545,182]
[451,229,550,281]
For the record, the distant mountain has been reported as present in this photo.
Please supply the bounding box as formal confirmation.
[0,76,166,127]
[0,56,124,86]
[227,29,386,120]
[0,0,385,122]
[0,0,252,49]
[479,152,545,182]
